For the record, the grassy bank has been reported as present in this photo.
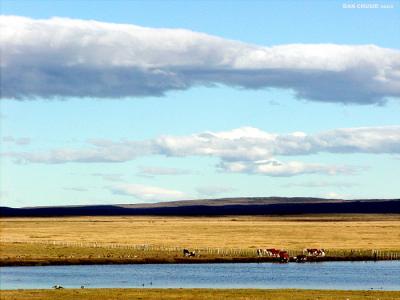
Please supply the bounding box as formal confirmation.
[1,288,400,300]
[1,215,400,265]
[1,241,399,266]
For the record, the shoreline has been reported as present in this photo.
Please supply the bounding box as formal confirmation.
[1,288,400,300]
[1,255,397,267]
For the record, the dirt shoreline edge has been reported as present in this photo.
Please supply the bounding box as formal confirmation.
[1,288,400,300]
[2,255,397,267]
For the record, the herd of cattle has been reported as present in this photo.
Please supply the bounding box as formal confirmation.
[183,248,325,262]
[256,248,326,262]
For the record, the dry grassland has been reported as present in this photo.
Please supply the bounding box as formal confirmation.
[1,215,399,250]
[1,289,400,300]
[1,215,400,265]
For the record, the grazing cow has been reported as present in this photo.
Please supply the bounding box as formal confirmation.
[266,248,281,257]
[183,249,196,257]
[52,285,64,289]
[279,251,290,263]
[294,254,307,263]
[304,248,326,257]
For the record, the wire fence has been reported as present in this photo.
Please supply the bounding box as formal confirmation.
[3,239,400,260]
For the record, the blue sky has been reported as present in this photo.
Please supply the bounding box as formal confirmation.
[1,0,399,207]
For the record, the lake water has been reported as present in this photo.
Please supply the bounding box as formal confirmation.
[1,261,399,290]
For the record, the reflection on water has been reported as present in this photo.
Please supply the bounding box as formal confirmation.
[1,261,400,290]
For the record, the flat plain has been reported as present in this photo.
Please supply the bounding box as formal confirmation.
[1,214,400,265]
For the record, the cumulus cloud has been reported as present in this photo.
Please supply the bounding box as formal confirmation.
[110,183,186,202]
[3,126,399,158]
[218,159,358,177]
[63,187,88,192]
[2,136,31,146]
[1,16,400,104]
[92,173,125,182]
[324,192,353,200]
[282,181,358,188]
[3,140,154,163]
[2,125,399,176]
[153,126,400,160]
[137,166,192,177]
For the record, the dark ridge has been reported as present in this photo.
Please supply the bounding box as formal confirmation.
[118,197,347,208]
[1,198,399,217]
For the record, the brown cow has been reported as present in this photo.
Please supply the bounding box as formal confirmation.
[266,248,281,257]
[304,248,325,257]
[279,251,290,263]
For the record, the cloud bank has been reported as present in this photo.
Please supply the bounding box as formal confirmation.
[3,125,399,177]
[282,181,358,188]
[218,159,358,177]
[1,16,400,104]
[137,166,192,176]
[110,183,186,201]
[2,136,31,146]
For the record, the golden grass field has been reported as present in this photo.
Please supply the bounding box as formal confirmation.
[2,214,400,249]
[1,214,400,264]
[1,288,400,300]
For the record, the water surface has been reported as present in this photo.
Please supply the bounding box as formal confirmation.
[1,261,399,290]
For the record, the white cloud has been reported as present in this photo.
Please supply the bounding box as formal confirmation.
[2,125,399,176]
[1,16,400,104]
[324,192,353,200]
[110,183,186,202]
[282,181,358,188]
[2,136,31,145]
[154,127,276,162]
[4,125,399,162]
[92,173,125,182]
[63,187,88,192]
[137,166,192,176]
[311,126,400,154]
[219,159,358,177]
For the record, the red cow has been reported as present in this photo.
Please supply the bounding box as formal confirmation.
[266,248,281,257]
[279,251,290,263]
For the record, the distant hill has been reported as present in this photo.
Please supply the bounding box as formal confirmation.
[119,197,346,208]
[1,197,399,217]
